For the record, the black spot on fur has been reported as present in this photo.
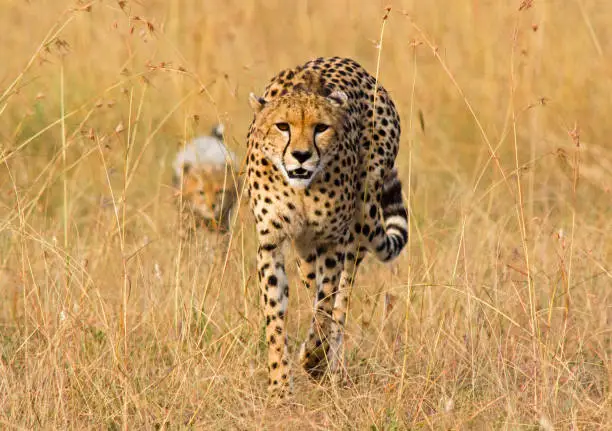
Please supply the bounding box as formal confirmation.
[325,258,336,269]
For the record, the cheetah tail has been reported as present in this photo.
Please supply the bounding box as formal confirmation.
[375,168,408,262]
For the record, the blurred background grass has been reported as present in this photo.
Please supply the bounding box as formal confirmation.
[1,0,610,428]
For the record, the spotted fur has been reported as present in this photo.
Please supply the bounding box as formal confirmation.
[246,57,408,395]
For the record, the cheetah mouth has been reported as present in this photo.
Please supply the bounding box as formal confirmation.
[287,167,313,180]
[198,216,228,232]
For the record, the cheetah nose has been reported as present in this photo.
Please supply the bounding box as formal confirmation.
[291,150,313,164]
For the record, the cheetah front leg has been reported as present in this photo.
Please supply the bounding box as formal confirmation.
[299,244,344,378]
[257,244,291,396]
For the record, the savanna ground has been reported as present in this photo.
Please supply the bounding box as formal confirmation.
[1,0,611,429]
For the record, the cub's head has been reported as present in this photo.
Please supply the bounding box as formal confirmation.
[174,163,238,231]
[249,89,348,188]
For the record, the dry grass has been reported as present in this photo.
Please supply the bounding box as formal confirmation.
[1,0,611,429]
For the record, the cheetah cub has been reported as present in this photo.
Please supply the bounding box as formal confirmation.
[173,124,239,234]
[246,57,408,396]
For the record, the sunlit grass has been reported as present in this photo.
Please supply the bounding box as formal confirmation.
[0,0,610,428]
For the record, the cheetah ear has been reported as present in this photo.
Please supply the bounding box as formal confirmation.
[327,90,348,107]
[249,93,266,112]
[212,123,224,139]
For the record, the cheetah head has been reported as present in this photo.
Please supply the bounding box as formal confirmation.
[249,90,348,189]
[174,163,238,231]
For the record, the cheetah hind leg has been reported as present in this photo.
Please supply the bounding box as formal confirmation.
[296,252,329,377]
[327,244,364,381]
[295,252,317,291]
[298,245,344,379]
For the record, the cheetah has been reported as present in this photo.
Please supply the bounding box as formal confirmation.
[173,124,239,233]
[246,57,408,395]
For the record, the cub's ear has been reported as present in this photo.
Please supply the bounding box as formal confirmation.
[327,90,348,107]
[212,123,224,139]
[249,93,266,112]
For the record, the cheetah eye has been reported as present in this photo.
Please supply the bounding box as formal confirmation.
[199,191,205,196]
[314,124,330,134]
[275,122,290,132]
